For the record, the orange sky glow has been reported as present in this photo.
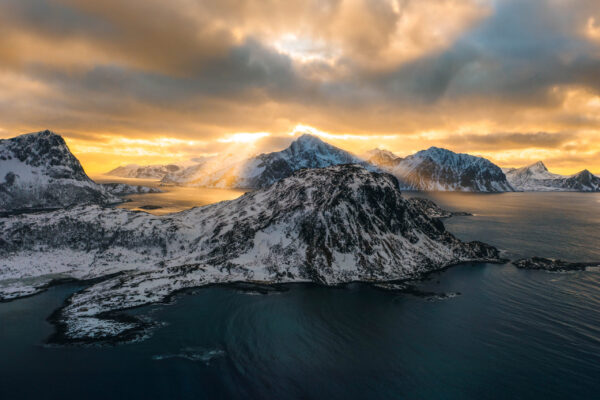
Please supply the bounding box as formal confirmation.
[1,0,600,175]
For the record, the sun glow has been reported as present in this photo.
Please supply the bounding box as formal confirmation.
[586,17,600,41]
[291,124,397,141]
[273,34,339,64]
[217,132,271,143]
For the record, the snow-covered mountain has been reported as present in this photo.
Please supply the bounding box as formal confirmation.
[363,148,402,168]
[0,164,498,342]
[505,161,600,191]
[100,183,163,195]
[120,137,511,192]
[107,163,185,179]
[367,147,513,192]
[0,130,120,211]
[162,134,368,188]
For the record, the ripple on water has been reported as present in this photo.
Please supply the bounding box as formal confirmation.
[152,347,226,364]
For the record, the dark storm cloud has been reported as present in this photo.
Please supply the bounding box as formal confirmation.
[3,0,600,116]
[1,0,600,173]
[373,0,600,105]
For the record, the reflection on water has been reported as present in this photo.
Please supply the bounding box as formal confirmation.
[92,175,247,215]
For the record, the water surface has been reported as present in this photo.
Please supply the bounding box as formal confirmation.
[92,175,246,215]
[1,192,599,399]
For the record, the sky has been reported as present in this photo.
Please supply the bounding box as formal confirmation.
[1,0,600,174]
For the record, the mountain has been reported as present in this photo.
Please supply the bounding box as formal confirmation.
[162,134,368,188]
[363,148,402,168]
[0,130,120,211]
[505,161,600,191]
[0,164,499,342]
[100,183,163,195]
[368,146,513,192]
[107,163,185,179]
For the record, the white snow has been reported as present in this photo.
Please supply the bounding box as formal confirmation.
[505,161,600,191]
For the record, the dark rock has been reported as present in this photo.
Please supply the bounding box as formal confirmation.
[513,257,600,271]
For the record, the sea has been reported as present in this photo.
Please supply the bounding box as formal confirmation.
[1,188,599,399]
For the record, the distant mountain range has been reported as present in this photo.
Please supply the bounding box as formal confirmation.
[108,135,520,192]
[107,163,184,179]
[12,131,597,195]
[160,134,371,188]
[503,161,600,192]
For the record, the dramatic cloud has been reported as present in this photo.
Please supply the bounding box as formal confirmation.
[1,0,600,173]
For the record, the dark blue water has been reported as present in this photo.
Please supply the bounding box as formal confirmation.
[1,193,599,399]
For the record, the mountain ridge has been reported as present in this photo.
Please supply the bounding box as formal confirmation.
[366,146,513,192]
[100,134,599,192]
[161,134,371,189]
[505,161,600,191]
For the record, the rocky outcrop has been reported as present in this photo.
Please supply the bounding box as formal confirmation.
[513,257,600,271]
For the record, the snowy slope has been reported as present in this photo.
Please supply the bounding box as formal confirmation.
[0,165,498,342]
[505,161,600,191]
[363,149,402,168]
[0,130,120,211]
[367,146,512,192]
[162,134,371,189]
[101,183,163,195]
[107,163,186,179]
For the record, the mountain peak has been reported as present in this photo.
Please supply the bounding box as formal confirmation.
[574,169,593,179]
[286,133,352,159]
[398,146,510,191]
[1,130,76,168]
[528,161,548,172]
[364,148,399,167]
[415,147,463,162]
[423,146,453,154]
[292,133,326,147]
[0,130,119,211]
[24,129,58,137]
[413,146,481,165]
[365,148,397,158]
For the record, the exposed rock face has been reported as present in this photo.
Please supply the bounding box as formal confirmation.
[162,134,372,189]
[0,130,119,211]
[513,257,600,271]
[505,161,600,192]
[0,165,499,342]
[107,164,183,179]
[366,147,513,192]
